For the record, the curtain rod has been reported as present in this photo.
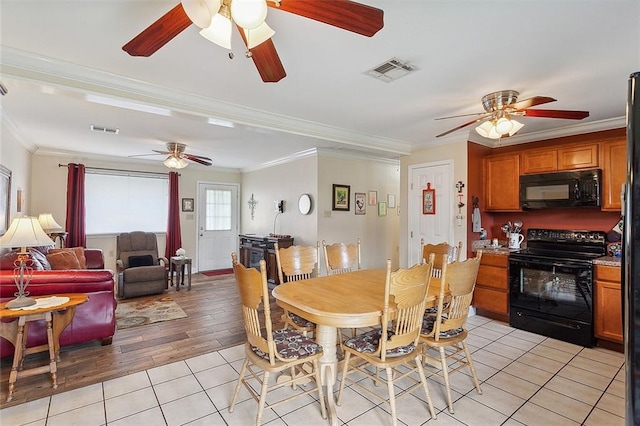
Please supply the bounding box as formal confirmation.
[58,164,179,177]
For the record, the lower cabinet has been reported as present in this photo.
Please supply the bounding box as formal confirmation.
[594,264,623,344]
[473,252,509,322]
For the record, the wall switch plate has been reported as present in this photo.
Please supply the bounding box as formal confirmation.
[324,210,332,218]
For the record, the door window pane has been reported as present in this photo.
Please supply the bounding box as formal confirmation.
[205,189,231,231]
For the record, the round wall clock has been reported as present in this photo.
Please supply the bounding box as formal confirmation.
[298,194,312,215]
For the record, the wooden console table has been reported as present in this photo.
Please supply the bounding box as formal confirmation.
[239,234,293,284]
[0,293,88,402]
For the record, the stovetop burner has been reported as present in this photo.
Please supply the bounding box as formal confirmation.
[511,228,607,262]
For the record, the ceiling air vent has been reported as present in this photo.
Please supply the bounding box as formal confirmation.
[366,57,417,82]
[90,124,119,135]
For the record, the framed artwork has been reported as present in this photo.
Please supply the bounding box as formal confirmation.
[0,165,10,235]
[332,184,350,211]
[422,182,436,214]
[182,197,194,212]
[354,192,366,215]
[387,193,396,208]
[378,201,387,216]
[368,190,377,205]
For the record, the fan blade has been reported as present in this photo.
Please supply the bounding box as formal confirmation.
[510,96,556,110]
[123,4,192,57]
[128,153,164,158]
[522,109,589,120]
[238,27,286,82]
[436,114,492,138]
[435,111,488,120]
[270,0,384,37]
[152,150,173,155]
[184,154,212,166]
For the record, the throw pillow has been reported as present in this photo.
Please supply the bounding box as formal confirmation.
[128,254,154,268]
[47,250,81,270]
[49,247,87,269]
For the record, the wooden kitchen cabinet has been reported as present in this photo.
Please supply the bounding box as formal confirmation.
[594,264,623,344]
[520,143,599,174]
[483,153,520,211]
[601,138,627,211]
[473,252,509,322]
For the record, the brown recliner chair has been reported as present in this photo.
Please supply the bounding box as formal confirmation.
[116,231,168,299]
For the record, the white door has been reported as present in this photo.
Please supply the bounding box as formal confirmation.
[197,183,239,271]
[408,161,454,266]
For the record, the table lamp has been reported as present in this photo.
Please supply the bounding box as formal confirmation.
[37,213,63,234]
[0,217,55,308]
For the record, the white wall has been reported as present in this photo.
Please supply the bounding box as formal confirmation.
[0,119,32,227]
[399,140,469,267]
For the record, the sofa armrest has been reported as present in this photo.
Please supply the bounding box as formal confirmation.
[158,256,169,267]
[85,248,105,269]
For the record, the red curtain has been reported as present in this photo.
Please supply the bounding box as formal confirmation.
[65,163,86,248]
[165,171,182,259]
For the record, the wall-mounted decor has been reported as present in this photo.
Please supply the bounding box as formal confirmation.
[423,182,436,214]
[298,193,312,215]
[368,190,377,205]
[248,193,258,220]
[387,193,396,208]
[378,201,387,216]
[0,165,10,235]
[181,198,194,212]
[332,184,350,211]
[16,187,24,213]
[354,192,366,215]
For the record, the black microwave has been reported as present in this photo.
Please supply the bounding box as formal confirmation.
[520,169,602,209]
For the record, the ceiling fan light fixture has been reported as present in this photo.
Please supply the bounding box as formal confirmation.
[164,156,189,169]
[244,21,275,48]
[508,119,524,136]
[181,0,221,28]
[200,11,233,49]
[495,117,514,135]
[231,0,268,29]
[475,121,495,138]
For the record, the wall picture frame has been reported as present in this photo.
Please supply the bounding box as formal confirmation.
[354,192,366,215]
[422,182,436,215]
[0,164,10,235]
[378,201,387,216]
[368,190,377,205]
[387,193,396,208]
[182,197,194,212]
[332,184,350,211]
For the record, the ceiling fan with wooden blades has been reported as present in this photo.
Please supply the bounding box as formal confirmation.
[122,0,384,83]
[131,142,212,169]
[435,90,590,139]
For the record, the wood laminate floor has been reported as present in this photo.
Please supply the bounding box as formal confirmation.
[0,272,281,409]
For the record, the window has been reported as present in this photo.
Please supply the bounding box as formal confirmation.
[85,172,168,234]
[205,188,231,231]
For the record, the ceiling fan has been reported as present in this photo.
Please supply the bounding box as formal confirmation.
[435,90,590,139]
[122,0,384,83]
[134,142,213,169]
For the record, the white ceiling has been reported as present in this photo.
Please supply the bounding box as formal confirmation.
[1,1,638,171]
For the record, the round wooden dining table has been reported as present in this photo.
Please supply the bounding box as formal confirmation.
[272,268,438,425]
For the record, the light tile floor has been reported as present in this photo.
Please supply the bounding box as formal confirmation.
[0,315,626,425]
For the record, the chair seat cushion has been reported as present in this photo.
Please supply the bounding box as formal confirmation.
[251,328,322,360]
[123,265,166,282]
[421,313,464,338]
[344,329,415,358]
[288,312,315,328]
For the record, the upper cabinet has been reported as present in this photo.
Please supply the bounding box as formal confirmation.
[520,143,599,174]
[601,138,627,211]
[483,153,520,211]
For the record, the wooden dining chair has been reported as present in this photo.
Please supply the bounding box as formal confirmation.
[322,238,361,275]
[337,259,437,425]
[420,250,483,414]
[229,252,327,425]
[420,239,463,277]
[274,242,320,336]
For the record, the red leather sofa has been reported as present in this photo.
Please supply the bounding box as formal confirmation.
[0,248,117,358]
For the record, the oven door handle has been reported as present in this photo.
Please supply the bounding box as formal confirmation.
[514,311,582,330]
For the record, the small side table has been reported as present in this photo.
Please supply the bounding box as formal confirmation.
[0,293,88,402]
[170,256,192,291]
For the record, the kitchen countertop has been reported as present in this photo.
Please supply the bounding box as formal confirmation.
[593,256,622,267]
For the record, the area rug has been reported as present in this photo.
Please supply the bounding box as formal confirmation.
[201,268,233,277]
[116,295,187,330]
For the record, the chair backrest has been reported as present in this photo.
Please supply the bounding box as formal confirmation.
[420,239,462,268]
[322,239,361,275]
[429,251,482,341]
[116,231,159,268]
[275,242,320,283]
[379,258,434,361]
[231,252,276,365]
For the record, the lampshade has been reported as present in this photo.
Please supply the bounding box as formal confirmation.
[475,118,525,139]
[181,0,221,28]
[495,117,513,135]
[200,10,232,49]
[0,216,55,251]
[163,156,189,169]
[231,0,268,29]
[37,213,63,233]
[243,21,275,48]
[508,119,524,136]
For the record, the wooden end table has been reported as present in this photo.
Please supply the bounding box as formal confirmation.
[0,293,88,402]
[170,256,192,291]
